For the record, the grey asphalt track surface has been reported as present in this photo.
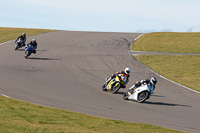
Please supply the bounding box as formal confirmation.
[0,31,200,133]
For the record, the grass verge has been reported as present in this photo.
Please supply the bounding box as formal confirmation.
[130,32,200,92]
[134,55,200,91]
[130,32,200,53]
[0,27,55,44]
[0,96,184,133]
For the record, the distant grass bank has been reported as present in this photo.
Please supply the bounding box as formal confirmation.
[130,32,200,92]
[0,27,55,44]
[131,32,200,53]
[0,96,184,133]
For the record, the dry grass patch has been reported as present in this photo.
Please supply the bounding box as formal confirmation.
[0,27,55,44]
[130,32,200,53]
[135,55,200,91]
[0,96,184,133]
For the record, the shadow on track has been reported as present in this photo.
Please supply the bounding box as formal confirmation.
[17,49,47,52]
[28,57,60,60]
[114,92,125,95]
[144,101,192,107]
[151,95,166,98]
[16,49,25,51]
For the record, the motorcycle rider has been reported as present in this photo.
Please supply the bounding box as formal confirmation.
[129,77,158,93]
[106,67,130,88]
[15,33,26,46]
[26,39,37,54]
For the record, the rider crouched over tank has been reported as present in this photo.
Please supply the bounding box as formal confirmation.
[123,77,158,102]
[106,67,130,89]
[26,39,37,54]
[102,67,130,93]
[128,77,158,94]
[15,33,26,46]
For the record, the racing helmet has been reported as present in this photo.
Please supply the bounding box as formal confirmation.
[140,80,146,85]
[124,67,130,75]
[32,39,36,42]
[22,33,26,36]
[151,77,157,85]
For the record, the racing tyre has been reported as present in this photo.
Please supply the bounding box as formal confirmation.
[25,51,30,59]
[137,91,149,103]
[112,82,120,94]
[15,45,19,50]
[123,92,129,100]
[102,83,107,91]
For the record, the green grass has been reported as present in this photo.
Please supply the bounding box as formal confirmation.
[130,32,200,53]
[0,27,55,44]
[134,55,200,91]
[0,27,184,133]
[0,95,184,133]
[130,32,200,92]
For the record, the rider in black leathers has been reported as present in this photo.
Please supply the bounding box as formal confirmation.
[15,33,26,46]
[26,39,37,54]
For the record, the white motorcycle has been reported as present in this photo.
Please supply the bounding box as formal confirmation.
[15,38,24,50]
[123,82,155,103]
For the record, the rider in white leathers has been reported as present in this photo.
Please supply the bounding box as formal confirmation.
[129,77,158,93]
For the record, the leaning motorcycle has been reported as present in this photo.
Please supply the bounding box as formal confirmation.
[123,82,154,103]
[15,38,24,50]
[24,44,34,59]
[102,74,127,93]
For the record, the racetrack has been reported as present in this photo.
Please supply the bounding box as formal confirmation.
[0,31,200,133]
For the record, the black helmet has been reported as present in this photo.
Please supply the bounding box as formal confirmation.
[150,77,157,85]
[22,33,26,36]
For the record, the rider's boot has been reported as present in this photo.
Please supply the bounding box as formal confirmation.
[33,50,36,54]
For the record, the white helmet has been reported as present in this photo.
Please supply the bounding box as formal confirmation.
[32,39,36,42]
[124,67,130,75]
[151,77,157,85]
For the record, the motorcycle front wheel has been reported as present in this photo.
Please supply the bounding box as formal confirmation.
[102,83,107,91]
[25,50,30,59]
[123,92,129,100]
[137,91,149,103]
[112,82,120,94]
[15,44,19,50]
